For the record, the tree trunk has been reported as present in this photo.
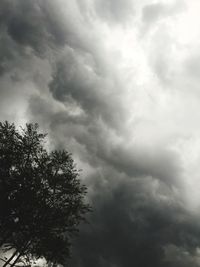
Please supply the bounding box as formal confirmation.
[9,252,22,267]
[2,249,18,267]
[9,240,31,267]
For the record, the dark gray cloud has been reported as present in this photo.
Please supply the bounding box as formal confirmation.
[0,0,67,54]
[69,176,200,267]
[48,52,128,130]
[1,1,200,267]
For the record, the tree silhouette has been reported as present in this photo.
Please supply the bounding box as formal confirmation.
[0,121,90,267]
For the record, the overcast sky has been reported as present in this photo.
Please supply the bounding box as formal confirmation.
[1,0,200,266]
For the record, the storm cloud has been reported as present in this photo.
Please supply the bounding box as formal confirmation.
[1,0,200,266]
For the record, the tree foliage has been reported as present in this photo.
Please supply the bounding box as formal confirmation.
[0,121,90,267]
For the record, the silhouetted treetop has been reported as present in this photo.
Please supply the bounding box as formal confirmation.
[0,121,91,267]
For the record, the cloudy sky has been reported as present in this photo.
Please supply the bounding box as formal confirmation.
[2,0,200,266]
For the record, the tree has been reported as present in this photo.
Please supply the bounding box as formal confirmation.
[0,121,90,267]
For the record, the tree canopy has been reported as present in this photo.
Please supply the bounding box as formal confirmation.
[0,121,90,267]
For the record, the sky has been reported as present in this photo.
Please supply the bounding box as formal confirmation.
[1,0,200,266]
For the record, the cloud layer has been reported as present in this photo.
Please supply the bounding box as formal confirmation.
[1,0,200,266]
